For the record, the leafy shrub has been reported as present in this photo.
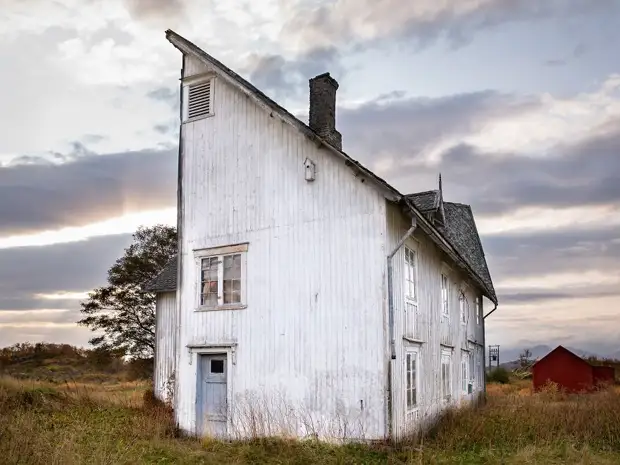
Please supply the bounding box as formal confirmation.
[487,367,511,384]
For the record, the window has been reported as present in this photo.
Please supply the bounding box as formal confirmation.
[441,273,449,317]
[461,352,470,394]
[211,359,224,374]
[183,76,214,122]
[195,244,247,309]
[441,349,452,402]
[475,297,481,325]
[476,348,482,389]
[405,349,419,411]
[404,247,417,302]
[459,291,468,325]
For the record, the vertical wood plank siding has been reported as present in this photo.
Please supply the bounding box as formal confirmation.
[154,292,177,403]
[386,203,485,438]
[175,56,389,440]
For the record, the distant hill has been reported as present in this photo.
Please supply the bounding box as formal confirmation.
[0,342,152,383]
[498,345,610,369]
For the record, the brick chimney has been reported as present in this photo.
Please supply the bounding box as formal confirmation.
[309,72,342,150]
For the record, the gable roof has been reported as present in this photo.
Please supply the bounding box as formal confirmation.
[164,30,498,306]
[438,202,496,302]
[406,190,441,212]
[533,345,590,368]
[144,256,177,292]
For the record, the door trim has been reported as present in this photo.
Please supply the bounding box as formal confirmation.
[190,344,236,436]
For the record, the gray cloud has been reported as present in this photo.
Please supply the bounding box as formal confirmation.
[485,225,620,280]
[0,147,176,236]
[0,233,132,317]
[338,90,540,167]
[335,92,620,217]
[147,86,179,108]
[247,47,343,99]
[545,42,588,67]
[281,0,617,53]
[499,287,620,305]
[123,0,185,21]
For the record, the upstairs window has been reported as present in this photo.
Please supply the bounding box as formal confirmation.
[195,244,247,310]
[404,246,417,302]
[459,291,468,325]
[476,297,482,325]
[183,76,214,122]
[441,273,449,318]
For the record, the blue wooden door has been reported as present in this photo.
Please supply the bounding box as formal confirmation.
[196,354,228,437]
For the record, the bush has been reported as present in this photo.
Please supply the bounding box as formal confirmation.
[487,367,511,384]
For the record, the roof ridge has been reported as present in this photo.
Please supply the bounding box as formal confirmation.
[444,201,470,207]
[407,189,439,196]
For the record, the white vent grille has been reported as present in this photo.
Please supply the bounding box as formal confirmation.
[187,80,211,119]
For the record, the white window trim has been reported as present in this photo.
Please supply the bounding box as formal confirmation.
[461,351,470,394]
[475,296,482,325]
[182,73,215,123]
[405,347,420,414]
[440,264,451,319]
[403,243,419,304]
[458,289,468,325]
[441,347,452,403]
[194,243,248,311]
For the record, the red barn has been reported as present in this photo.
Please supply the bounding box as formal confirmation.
[532,346,616,393]
[592,366,616,386]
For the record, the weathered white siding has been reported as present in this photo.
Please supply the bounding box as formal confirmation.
[154,292,177,403]
[174,55,389,440]
[386,203,485,438]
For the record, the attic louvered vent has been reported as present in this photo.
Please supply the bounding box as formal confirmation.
[186,79,212,120]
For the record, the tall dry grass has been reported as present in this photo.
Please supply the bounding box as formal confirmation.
[1,375,620,464]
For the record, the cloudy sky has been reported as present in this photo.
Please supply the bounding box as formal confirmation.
[1,0,619,357]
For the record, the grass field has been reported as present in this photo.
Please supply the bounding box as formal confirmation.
[1,376,620,464]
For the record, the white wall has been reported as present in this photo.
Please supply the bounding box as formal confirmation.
[154,292,177,403]
[386,203,485,438]
[174,54,390,440]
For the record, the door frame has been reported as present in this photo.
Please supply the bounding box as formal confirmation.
[188,343,236,436]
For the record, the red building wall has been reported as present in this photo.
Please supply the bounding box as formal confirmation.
[592,366,615,386]
[532,346,594,393]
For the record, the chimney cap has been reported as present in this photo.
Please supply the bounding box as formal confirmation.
[310,72,339,90]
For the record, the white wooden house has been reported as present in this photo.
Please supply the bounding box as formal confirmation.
[145,29,498,441]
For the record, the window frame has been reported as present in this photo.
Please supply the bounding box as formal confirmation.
[461,351,470,394]
[441,348,452,403]
[475,296,482,325]
[440,265,451,319]
[459,289,468,325]
[404,245,418,304]
[405,347,420,413]
[182,73,215,123]
[194,243,248,311]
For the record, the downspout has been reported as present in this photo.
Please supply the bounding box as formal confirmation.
[483,303,498,320]
[173,55,185,420]
[386,216,417,439]
[481,301,498,402]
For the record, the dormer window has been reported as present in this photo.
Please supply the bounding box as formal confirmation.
[183,75,214,122]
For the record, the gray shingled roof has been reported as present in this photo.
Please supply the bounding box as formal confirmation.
[405,190,496,302]
[144,256,177,292]
[406,190,440,212]
[435,201,496,303]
